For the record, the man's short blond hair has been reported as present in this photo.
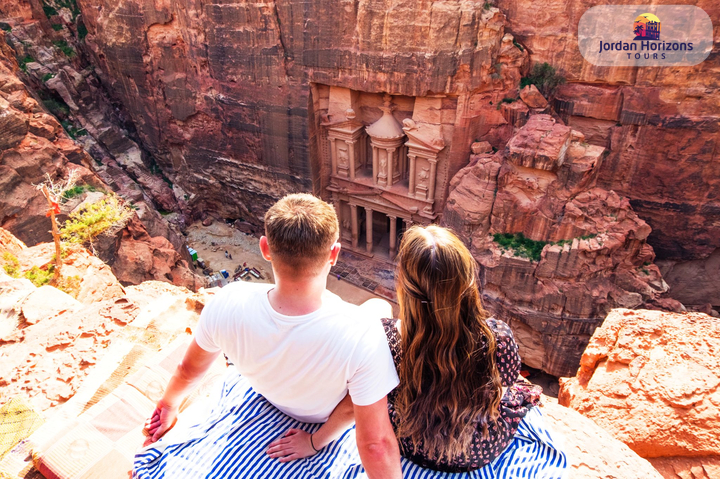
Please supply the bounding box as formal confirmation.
[264,193,339,274]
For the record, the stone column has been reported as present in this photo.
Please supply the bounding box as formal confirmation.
[347,140,356,181]
[329,138,337,176]
[403,218,412,233]
[387,148,395,185]
[389,215,397,260]
[350,204,359,248]
[408,155,416,197]
[428,159,438,201]
[335,199,343,243]
[365,207,373,253]
[372,147,379,186]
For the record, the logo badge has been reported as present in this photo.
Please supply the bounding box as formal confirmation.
[633,13,660,40]
[578,5,712,66]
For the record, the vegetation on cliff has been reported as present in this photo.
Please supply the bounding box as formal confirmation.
[60,194,133,248]
[520,62,565,96]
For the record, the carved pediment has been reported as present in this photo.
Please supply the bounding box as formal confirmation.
[403,119,445,153]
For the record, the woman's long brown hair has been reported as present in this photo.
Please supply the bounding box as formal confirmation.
[394,225,502,463]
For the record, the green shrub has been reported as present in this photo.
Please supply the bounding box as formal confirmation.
[18,55,35,72]
[61,184,98,201]
[51,23,64,31]
[60,120,87,139]
[53,40,75,58]
[42,5,58,17]
[2,252,20,277]
[520,62,566,96]
[77,20,87,40]
[42,73,55,82]
[493,233,548,262]
[0,23,11,32]
[61,195,133,246]
[496,96,518,110]
[24,266,53,287]
[512,39,524,52]
[42,97,70,116]
[483,2,492,10]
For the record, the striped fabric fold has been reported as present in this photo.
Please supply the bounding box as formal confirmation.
[134,371,567,479]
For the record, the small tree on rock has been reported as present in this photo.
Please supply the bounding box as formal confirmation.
[36,170,78,283]
[60,194,133,254]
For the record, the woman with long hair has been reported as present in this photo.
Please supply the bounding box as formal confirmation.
[384,224,548,471]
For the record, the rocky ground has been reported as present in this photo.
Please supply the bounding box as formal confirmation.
[559,308,720,479]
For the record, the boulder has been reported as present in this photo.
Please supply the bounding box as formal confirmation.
[541,401,663,479]
[506,115,571,171]
[519,84,548,109]
[20,285,81,324]
[559,309,720,465]
[14,241,125,304]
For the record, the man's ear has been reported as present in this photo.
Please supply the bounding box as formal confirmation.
[259,236,272,261]
[329,241,341,266]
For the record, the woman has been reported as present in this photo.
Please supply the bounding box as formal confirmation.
[268,225,565,476]
[382,224,542,471]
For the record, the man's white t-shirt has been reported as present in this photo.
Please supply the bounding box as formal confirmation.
[194,282,399,423]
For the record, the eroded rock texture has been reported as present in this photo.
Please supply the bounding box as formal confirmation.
[0,228,214,412]
[444,114,675,377]
[0,38,202,290]
[541,401,663,479]
[495,0,720,308]
[55,0,529,224]
[559,308,720,477]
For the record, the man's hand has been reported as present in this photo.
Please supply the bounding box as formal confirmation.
[142,339,220,444]
[266,428,317,462]
[144,399,179,443]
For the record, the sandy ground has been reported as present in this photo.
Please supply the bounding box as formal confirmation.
[185,221,388,309]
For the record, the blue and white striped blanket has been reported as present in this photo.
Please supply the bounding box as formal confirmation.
[134,371,567,478]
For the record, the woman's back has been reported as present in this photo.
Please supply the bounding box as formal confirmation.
[390,225,540,471]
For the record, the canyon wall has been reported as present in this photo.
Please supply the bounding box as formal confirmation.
[444,114,678,377]
[495,0,720,307]
[0,32,202,289]
[53,0,528,223]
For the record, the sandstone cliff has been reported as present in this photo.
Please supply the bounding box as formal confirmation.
[444,114,677,377]
[559,308,720,479]
[0,31,202,290]
[495,0,720,310]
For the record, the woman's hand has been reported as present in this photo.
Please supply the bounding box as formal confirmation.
[144,400,179,443]
[267,428,318,462]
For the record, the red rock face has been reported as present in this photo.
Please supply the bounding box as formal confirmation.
[444,115,673,378]
[62,0,528,223]
[559,308,720,476]
[0,37,202,291]
[495,0,720,306]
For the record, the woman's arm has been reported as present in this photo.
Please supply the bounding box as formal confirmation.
[487,318,521,386]
[266,392,355,461]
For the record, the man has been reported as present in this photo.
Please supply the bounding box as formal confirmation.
[145,193,402,478]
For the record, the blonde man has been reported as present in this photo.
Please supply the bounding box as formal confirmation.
[144,193,402,479]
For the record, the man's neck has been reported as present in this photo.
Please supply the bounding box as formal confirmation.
[268,273,327,316]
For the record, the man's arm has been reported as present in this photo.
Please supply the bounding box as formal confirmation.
[144,338,220,442]
[354,396,402,479]
[267,392,355,461]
